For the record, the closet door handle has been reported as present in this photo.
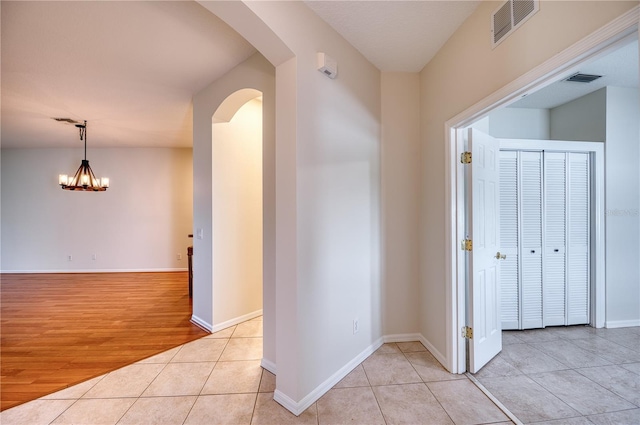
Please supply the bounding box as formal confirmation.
[554,249,559,252]
[531,250,536,254]
[495,252,507,260]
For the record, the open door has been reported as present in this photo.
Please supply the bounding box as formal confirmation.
[467,128,503,373]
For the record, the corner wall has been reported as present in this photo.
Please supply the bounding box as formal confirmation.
[605,85,640,327]
[192,52,276,365]
[1,148,192,272]
[381,72,421,336]
[202,1,382,409]
[551,88,607,141]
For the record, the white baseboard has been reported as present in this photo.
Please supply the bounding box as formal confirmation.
[383,333,423,343]
[274,337,384,416]
[418,335,448,368]
[0,268,189,273]
[190,315,213,332]
[605,319,640,328]
[261,358,276,375]
[210,309,263,333]
[273,390,299,416]
[271,332,455,417]
[384,333,448,371]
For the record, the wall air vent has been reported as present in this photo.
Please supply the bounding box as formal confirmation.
[564,73,603,83]
[492,0,539,49]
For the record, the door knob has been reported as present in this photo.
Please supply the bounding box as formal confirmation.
[495,252,507,260]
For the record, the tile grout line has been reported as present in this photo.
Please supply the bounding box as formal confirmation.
[180,333,232,424]
[117,345,192,424]
[399,344,458,425]
[503,336,586,422]
[356,349,388,424]
[248,367,265,424]
[500,328,640,422]
[465,372,523,425]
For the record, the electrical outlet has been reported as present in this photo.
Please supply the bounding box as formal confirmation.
[67,254,73,261]
[92,254,97,260]
[177,253,182,260]
[353,318,359,334]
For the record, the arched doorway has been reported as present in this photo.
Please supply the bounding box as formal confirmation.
[211,89,264,330]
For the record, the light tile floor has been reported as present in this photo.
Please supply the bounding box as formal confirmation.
[1,316,513,425]
[474,325,640,424]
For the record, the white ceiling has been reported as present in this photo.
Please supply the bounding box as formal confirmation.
[1,1,481,149]
[304,0,480,72]
[1,1,256,148]
[5,1,633,149]
[511,39,639,109]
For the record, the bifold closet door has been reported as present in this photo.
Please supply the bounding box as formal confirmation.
[544,153,567,326]
[500,150,590,330]
[500,151,519,330]
[543,152,590,326]
[520,151,544,329]
[499,150,544,330]
[567,153,590,325]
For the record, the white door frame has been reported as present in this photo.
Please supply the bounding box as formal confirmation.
[444,8,639,374]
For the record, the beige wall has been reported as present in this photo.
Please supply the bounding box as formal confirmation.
[419,0,638,359]
[212,98,263,326]
[381,72,421,335]
[1,147,192,272]
[192,52,276,366]
[202,1,382,406]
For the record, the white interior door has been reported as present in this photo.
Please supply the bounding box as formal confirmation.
[468,128,502,373]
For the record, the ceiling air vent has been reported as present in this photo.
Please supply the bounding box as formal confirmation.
[492,0,539,49]
[564,73,603,83]
[52,118,79,124]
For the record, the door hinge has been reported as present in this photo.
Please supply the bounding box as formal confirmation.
[462,326,473,339]
[460,151,472,164]
[462,239,473,251]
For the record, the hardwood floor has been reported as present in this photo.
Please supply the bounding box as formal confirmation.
[0,272,207,411]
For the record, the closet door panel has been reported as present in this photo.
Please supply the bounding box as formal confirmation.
[544,152,567,326]
[500,151,519,330]
[520,151,543,329]
[567,153,590,325]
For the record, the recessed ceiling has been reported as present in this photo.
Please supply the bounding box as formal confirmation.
[304,0,480,72]
[1,1,256,148]
[511,39,639,109]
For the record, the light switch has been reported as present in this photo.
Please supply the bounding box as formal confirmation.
[197,228,204,240]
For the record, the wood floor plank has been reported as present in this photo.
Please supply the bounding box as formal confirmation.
[0,272,207,411]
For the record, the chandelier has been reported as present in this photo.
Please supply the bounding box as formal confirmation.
[58,121,109,191]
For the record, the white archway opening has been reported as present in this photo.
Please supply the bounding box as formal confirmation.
[211,88,264,330]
